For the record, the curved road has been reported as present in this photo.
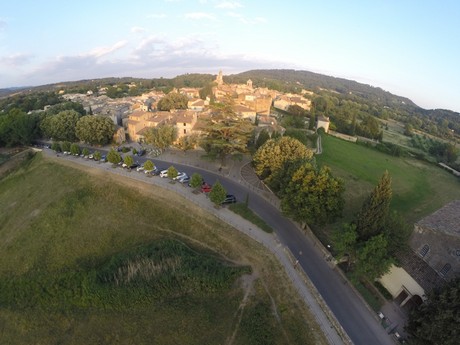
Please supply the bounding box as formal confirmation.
[43,145,394,345]
[145,159,393,345]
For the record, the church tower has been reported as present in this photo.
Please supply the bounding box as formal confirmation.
[216,70,224,86]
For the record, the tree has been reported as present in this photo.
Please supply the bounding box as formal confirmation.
[143,160,155,172]
[143,124,177,150]
[354,171,392,241]
[0,109,39,147]
[199,96,253,163]
[287,104,309,117]
[406,278,460,345]
[280,162,344,225]
[333,223,358,271]
[167,165,178,179]
[253,136,313,182]
[255,129,270,149]
[157,92,188,111]
[353,234,393,281]
[189,173,204,188]
[384,212,412,257]
[93,151,102,161]
[61,141,71,152]
[75,115,115,145]
[107,149,121,164]
[40,110,81,141]
[209,180,226,206]
[51,142,61,152]
[70,143,80,155]
[175,134,199,152]
[123,155,134,168]
[82,147,90,157]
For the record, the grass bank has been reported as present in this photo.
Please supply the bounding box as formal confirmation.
[0,153,325,345]
[229,202,273,233]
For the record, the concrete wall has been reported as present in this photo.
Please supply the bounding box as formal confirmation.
[379,265,425,300]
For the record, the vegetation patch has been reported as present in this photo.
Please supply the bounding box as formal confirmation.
[229,203,274,233]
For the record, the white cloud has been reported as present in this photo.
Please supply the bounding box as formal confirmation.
[0,53,33,67]
[147,13,167,19]
[131,26,146,33]
[215,1,243,9]
[184,12,216,20]
[227,12,266,24]
[87,40,128,58]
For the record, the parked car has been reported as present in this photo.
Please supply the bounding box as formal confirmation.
[145,167,158,175]
[173,172,187,180]
[129,163,139,169]
[201,183,212,193]
[88,154,94,159]
[178,175,190,184]
[137,165,145,172]
[159,169,169,178]
[136,149,145,156]
[101,155,107,162]
[221,194,237,204]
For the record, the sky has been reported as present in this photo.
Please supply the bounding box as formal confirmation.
[0,0,459,112]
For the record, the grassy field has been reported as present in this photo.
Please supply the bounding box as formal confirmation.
[229,203,273,233]
[316,134,460,224]
[0,153,326,345]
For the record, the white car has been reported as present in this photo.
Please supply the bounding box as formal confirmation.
[159,169,169,178]
[137,165,145,172]
[173,172,187,180]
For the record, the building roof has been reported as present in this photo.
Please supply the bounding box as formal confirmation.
[416,200,460,237]
[397,250,446,293]
[233,104,254,113]
[129,111,149,118]
[317,115,330,122]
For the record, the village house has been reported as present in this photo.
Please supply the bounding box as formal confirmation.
[316,115,330,133]
[379,200,460,310]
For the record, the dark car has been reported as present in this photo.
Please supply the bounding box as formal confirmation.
[221,194,237,204]
[129,163,140,169]
[136,149,145,156]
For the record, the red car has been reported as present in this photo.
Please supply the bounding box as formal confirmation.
[201,183,212,193]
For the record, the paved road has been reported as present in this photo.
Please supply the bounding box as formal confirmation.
[43,146,394,345]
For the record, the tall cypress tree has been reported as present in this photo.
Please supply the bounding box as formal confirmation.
[354,170,392,241]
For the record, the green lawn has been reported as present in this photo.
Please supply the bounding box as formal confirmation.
[316,134,460,224]
[0,153,325,345]
[229,202,274,233]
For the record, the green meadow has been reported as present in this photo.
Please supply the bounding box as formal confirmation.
[0,154,325,345]
[316,134,460,224]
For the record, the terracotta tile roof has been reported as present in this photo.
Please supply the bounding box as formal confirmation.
[129,111,148,118]
[416,200,460,237]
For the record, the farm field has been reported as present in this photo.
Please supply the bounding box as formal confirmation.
[0,153,325,345]
[316,134,460,224]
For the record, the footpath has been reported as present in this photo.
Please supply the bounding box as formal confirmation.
[42,148,349,345]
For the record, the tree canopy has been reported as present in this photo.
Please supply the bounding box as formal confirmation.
[143,124,177,150]
[75,115,115,145]
[40,110,82,142]
[252,136,313,182]
[407,278,460,345]
[157,92,189,111]
[209,181,226,206]
[0,109,39,146]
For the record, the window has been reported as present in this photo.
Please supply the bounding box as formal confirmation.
[419,244,429,258]
[183,123,186,126]
[440,263,451,276]
[183,129,186,134]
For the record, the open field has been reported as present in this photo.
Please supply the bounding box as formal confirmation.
[316,134,460,224]
[0,153,326,345]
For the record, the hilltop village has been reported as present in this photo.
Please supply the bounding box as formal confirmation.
[61,71,327,145]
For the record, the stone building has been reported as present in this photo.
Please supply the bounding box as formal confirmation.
[379,200,460,309]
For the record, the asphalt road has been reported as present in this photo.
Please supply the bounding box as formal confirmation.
[43,145,394,345]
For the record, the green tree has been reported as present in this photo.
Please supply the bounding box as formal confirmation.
[253,136,313,182]
[107,149,121,164]
[40,110,81,141]
[333,223,358,271]
[0,109,39,146]
[209,181,226,206]
[143,160,155,172]
[93,151,102,161]
[354,171,392,241]
[143,124,177,150]
[82,147,90,157]
[280,163,344,225]
[75,115,115,145]
[384,212,412,257]
[199,96,253,163]
[157,92,189,111]
[61,141,71,152]
[70,143,80,155]
[353,234,393,281]
[176,134,199,152]
[407,278,460,345]
[124,155,134,168]
[255,129,270,150]
[167,165,178,179]
[51,142,61,152]
[189,173,204,188]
